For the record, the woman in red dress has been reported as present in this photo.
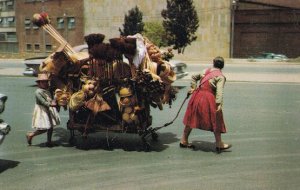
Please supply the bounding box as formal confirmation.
[180,56,231,152]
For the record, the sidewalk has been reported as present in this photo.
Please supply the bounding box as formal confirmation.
[0,68,24,76]
[0,59,23,76]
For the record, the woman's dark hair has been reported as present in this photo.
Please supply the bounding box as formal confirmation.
[213,56,224,69]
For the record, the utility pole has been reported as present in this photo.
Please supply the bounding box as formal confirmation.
[230,0,237,58]
[63,12,68,42]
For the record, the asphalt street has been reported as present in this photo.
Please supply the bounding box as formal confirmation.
[0,60,300,190]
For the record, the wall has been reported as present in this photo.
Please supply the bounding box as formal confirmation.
[84,0,231,60]
[234,2,300,58]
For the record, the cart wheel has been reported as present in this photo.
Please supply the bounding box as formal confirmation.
[151,132,158,141]
[143,142,151,152]
[69,137,76,146]
[141,137,151,152]
[68,129,76,146]
[78,137,90,150]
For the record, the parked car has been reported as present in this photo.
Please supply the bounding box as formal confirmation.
[23,56,48,77]
[169,60,188,79]
[23,45,188,79]
[0,93,10,145]
[248,52,288,61]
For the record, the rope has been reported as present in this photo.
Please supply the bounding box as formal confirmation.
[141,92,191,138]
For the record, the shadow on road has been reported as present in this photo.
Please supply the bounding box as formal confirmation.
[50,127,179,152]
[0,159,20,173]
[191,140,233,154]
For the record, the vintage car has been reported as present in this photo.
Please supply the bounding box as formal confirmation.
[248,52,288,62]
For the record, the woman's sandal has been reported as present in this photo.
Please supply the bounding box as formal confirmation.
[216,143,232,153]
[179,142,195,149]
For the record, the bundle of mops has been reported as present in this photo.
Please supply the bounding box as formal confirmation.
[84,33,105,49]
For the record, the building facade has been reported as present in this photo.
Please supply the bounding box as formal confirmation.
[0,0,17,54]
[1,0,232,59]
[0,0,84,58]
[234,0,300,58]
[15,0,84,57]
[2,0,300,59]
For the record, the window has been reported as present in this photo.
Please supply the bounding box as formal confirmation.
[7,1,13,5]
[0,0,14,11]
[45,44,52,52]
[33,25,39,30]
[26,44,32,52]
[34,44,40,51]
[25,19,31,29]
[67,17,75,29]
[7,17,14,22]
[0,33,6,41]
[7,17,15,27]
[6,0,14,10]
[6,32,17,42]
[57,17,64,29]
[0,32,16,42]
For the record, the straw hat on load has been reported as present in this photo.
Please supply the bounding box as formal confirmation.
[35,73,50,82]
[158,62,176,84]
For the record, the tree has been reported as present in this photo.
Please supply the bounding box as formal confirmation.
[119,6,144,36]
[161,0,199,53]
[142,21,168,47]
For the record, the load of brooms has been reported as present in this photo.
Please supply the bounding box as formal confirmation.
[32,12,178,127]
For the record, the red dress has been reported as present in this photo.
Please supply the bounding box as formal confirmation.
[183,69,227,133]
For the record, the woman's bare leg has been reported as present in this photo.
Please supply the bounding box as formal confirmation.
[214,131,231,151]
[181,125,192,144]
[47,127,53,144]
[26,130,47,145]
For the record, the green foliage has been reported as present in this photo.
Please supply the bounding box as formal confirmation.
[119,6,144,36]
[161,0,199,54]
[142,22,168,47]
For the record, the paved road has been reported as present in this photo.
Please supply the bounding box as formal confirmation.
[1,59,300,83]
[0,61,300,189]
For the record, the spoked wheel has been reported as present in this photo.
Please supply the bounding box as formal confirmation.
[68,129,76,146]
[79,134,90,150]
[141,137,151,152]
[151,132,158,141]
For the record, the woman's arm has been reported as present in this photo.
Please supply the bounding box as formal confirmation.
[215,76,226,110]
[35,90,51,107]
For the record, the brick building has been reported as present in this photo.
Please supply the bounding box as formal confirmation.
[15,0,84,57]
[0,0,17,54]
[233,0,300,58]
[0,0,84,58]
